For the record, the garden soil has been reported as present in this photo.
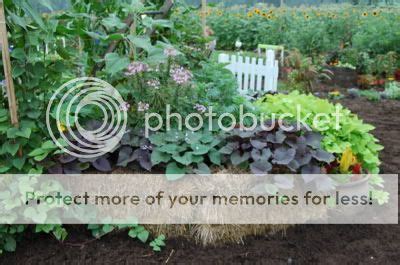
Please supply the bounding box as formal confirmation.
[1,97,399,264]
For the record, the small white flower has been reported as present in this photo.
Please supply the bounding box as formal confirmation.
[235,39,242,49]
[194,104,207,113]
[146,79,160,89]
[137,102,149,112]
[119,102,130,112]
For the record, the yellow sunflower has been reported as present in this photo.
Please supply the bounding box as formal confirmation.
[247,12,254,18]
[372,11,379,17]
[254,8,261,15]
[362,12,368,17]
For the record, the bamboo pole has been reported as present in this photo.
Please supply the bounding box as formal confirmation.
[201,0,207,37]
[0,0,19,127]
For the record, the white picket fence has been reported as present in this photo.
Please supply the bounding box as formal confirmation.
[218,50,279,94]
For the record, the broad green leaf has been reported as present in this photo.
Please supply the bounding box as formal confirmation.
[11,48,26,60]
[105,53,130,76]
[9,12,27,30]
[193,163,211,175]
[21,1,46,30]
[0,166,11,173]
[33,152,49,162]
[158,144,184,155]
[42,140,57,150]
[151,150,171,165]
[190,143,211,155]
[149,133,166,145]
[15,127,31,139]
[28,148,45,157]
[208,149,221,165]
[127,35,154,53]
[172,152,193,166]
[166,162,186,181]
[4,142,19,156]
[137,230,149,243]
[3,236,16,252]
[102,14,126,30]
[12,157,26,170]
[6,127,19,139]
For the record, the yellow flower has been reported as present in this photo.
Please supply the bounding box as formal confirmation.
[262,12,267,18]
[329,90,341,96]
[267,14,272,20]
[254,8,261,15]
[372,11,379,17]
[247,12,253,18]
[340,147,358,173]
[388,77,395,81]
[304,15,310,20]
[362,12,368,17]
[57,122,67,132]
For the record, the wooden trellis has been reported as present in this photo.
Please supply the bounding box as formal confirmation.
[0,0,18,127]
[202,0,207,37]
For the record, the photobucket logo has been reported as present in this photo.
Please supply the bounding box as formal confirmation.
[46,77,127,158]
[145,105,342,136]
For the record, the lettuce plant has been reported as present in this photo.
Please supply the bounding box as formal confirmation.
[255,91,383,174]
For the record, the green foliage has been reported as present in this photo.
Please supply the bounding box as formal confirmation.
[255,91,383,174]
[149,234,166,252]
[87,224,165,251]
[0,0,176,254]
[193,61,253,118]
[0,225,25,254]
[35,224,67,241]
[150,128,222,180]
[169,4,215,68]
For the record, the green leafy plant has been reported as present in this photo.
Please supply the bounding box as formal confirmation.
[87,224,165,251]
[149,128,222,180]
[149,234,166,252]
[382,81,400,100]
[255,91,383,174]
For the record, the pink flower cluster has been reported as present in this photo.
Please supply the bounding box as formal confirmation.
[170,67,193,85]
[125,62,149,76]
